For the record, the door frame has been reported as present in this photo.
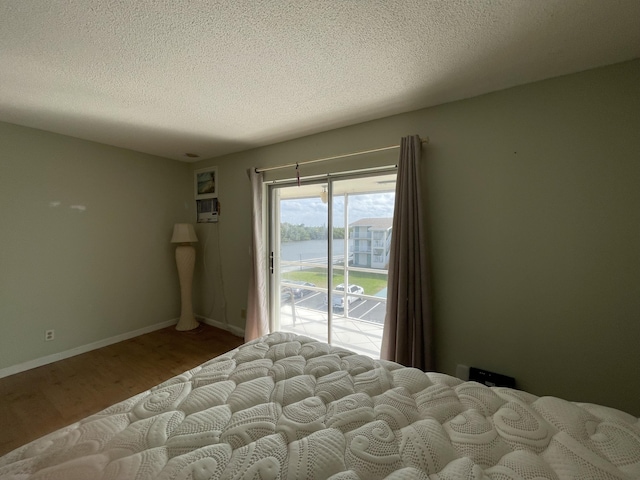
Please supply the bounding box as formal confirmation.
[267,167,396,344]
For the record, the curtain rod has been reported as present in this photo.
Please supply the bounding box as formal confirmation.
[255,136,429,173]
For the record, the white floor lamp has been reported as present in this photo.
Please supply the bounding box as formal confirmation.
[171,223,199,331]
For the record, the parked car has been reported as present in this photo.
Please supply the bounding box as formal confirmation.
[280,287,293,304]
[288,280,316,298]
[332,284,364,309]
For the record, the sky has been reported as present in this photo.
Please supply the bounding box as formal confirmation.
[280,192,396,227]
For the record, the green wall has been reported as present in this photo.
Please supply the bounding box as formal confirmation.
[0,123,193,370]
[193,59,640,415]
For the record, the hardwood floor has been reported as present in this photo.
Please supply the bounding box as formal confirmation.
[0,323,244,457]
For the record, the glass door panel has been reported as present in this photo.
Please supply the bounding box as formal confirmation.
[329,175,395,358]
[272,183,330,343]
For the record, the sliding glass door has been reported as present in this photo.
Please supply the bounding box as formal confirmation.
[270,171,396,358]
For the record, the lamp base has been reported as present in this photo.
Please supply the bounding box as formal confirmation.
[175,244,199,332]
[176,315,199,331]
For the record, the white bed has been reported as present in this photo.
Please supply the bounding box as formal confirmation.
[1,332,639,479]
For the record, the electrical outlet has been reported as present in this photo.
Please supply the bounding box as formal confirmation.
[45,329,55,341]
[240,309,247,319]
[456,364,470,381]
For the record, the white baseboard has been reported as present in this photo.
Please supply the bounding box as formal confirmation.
[197,315,245,338]
[0,319,178,380]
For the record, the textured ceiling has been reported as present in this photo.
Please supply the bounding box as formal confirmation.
[1,1,639,161]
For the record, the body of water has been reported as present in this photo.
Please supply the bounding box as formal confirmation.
[280,239,346,262]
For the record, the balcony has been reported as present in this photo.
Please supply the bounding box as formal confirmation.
[278,302,384,358]
[350,233,371,240]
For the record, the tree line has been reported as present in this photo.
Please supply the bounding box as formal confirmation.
[280,223,345,242]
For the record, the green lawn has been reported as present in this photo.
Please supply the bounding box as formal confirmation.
[282,268,387,295]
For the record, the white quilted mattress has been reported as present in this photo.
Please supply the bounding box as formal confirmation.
[1,332,639,479]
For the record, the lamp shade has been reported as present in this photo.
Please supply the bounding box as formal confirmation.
[171,223,198,243]
[320,186,328,204]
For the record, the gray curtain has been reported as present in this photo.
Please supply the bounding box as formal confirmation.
[381,135,433,370]
[245,168,269,341]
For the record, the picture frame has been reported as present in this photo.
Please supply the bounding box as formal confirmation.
[194,166,218,199]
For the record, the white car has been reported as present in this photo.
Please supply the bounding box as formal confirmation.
[332,284,364,309]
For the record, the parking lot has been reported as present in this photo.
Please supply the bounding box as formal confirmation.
[283,290,386,324]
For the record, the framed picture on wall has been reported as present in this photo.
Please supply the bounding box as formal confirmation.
[194,167,218,199]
